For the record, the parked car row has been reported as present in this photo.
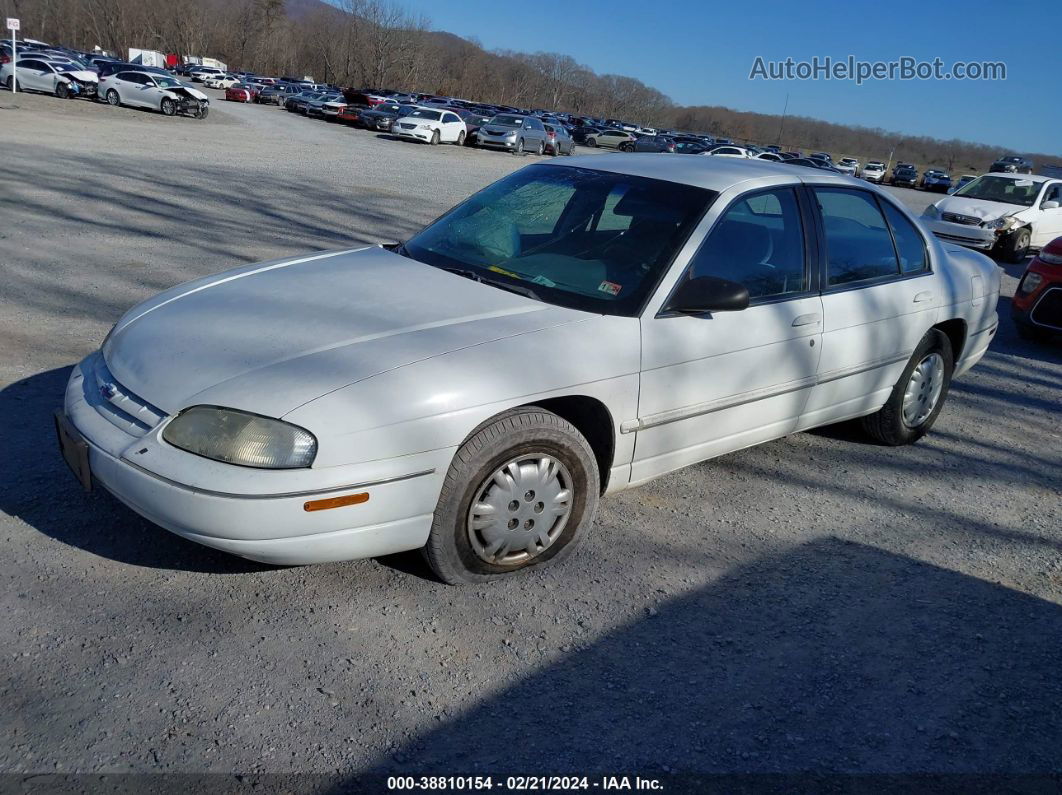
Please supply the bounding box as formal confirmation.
[1,39,210,119]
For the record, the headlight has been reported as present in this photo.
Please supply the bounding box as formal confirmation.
[1018,272,1045,295]
[922,204,940,219]
[162,406,317,469]
[984,216,1017,231]
[1038,250,1062,265]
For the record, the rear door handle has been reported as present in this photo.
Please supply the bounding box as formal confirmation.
[792,313,822,327]
[914,291,933,303]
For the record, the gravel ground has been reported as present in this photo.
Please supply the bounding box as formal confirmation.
[2,92,1061,783]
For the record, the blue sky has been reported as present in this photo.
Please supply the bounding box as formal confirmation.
[392,0,1059,155]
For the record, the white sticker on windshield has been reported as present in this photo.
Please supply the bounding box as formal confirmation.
[1015,180,1033,187]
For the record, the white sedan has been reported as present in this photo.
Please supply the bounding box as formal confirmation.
[703,144,754,158]
[921,173,1062,262]
[203,75,239,89]
[0,57,98,98]
[99,70,209,117]
[58,156,1000,583]
[393,108,467,145]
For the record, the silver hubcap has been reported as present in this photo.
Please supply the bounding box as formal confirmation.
[902,352,945,427]
[467,455,573,566]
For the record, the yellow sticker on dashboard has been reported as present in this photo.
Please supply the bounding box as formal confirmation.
[488,265,521,279]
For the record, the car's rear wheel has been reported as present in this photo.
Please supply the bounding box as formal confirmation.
[161,98,176,116]
[996,227,1031,263]
[106,89,120,106]
[861,329,954,446]
[423,407,600,585]
[535,139,544,155]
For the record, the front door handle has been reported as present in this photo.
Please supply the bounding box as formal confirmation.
[792,313,822,327]
[914,291,933,303]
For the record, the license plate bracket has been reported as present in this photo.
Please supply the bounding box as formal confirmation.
[54,410,92,492]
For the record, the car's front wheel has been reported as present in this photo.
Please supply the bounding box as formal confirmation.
[861,329,954,445]
[161,98,176,116]
[423,407,600,584]
[996,227,1031,263]
[456,130,465,146]
[55,82,70,99]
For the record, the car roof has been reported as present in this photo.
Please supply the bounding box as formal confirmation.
[984,172,1052,183]
[547,153,875,192]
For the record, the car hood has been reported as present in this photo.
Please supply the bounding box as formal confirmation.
[102,246,589,418]
[165,85,208,100]
[60,69,98,82]
[934,195,1026,220]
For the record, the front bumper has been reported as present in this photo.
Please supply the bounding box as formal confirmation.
[923,219,996,251]
[60,353,446,565]
[478,136,517,148]
[396,127,435,142]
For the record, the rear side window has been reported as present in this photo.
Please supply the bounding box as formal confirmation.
[814,188,900,286]
[880,201,928,274]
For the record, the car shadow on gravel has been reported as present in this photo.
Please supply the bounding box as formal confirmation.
[348,538,1062,780]
[0,366,271,574]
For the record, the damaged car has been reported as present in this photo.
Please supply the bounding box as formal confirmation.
[0,57,98,99]
[922,173,1062,262]
[99,70,209,119]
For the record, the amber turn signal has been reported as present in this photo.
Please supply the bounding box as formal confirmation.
[303,492,370,512]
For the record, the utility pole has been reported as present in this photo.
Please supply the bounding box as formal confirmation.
[6,17,18,94]
[775,92,789,147]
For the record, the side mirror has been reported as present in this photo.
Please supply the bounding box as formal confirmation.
[663,276,750,315]
[1042,200,1060,210]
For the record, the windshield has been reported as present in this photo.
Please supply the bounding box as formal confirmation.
[492,115,524,127]
[403,165,716,316]
[953,175,1040,206]
[409,109,441,120]
[155,77,181,88]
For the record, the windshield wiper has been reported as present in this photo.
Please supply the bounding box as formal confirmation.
[479,277,542,301]
[437,265,486,283]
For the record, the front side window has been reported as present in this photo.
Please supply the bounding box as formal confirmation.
[815,188,900,286]
[687,188,807,299]
[403,164,716,316]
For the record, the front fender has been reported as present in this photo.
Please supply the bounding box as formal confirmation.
[284,315,642,471]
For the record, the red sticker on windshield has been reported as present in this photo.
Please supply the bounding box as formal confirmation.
[598,280,622,296]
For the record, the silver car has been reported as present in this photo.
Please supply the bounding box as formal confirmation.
[544,123,575,156]
[477,114,549,155]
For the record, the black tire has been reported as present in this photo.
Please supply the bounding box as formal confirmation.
[513,138,524,155]
[586,137,597,147]
[456,130,465,146]
[861,329,954,446]
[423,407,600,585]
[197,104,209,120]
[535,139,544,156]
[430,129,440,146]
[55,82,70,99]
[106,89,120,106]
[4,76,11,89]
[161,98,177,116]
[996,227,1031,264]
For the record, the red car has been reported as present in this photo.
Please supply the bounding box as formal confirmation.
[1012,235,1062,340]
[225,85,254,103]
[336,104,370,126]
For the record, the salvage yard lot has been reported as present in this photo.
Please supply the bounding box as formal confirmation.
[2,93,1061,776]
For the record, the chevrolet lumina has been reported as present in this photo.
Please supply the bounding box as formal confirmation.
[57,157,1000,584]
